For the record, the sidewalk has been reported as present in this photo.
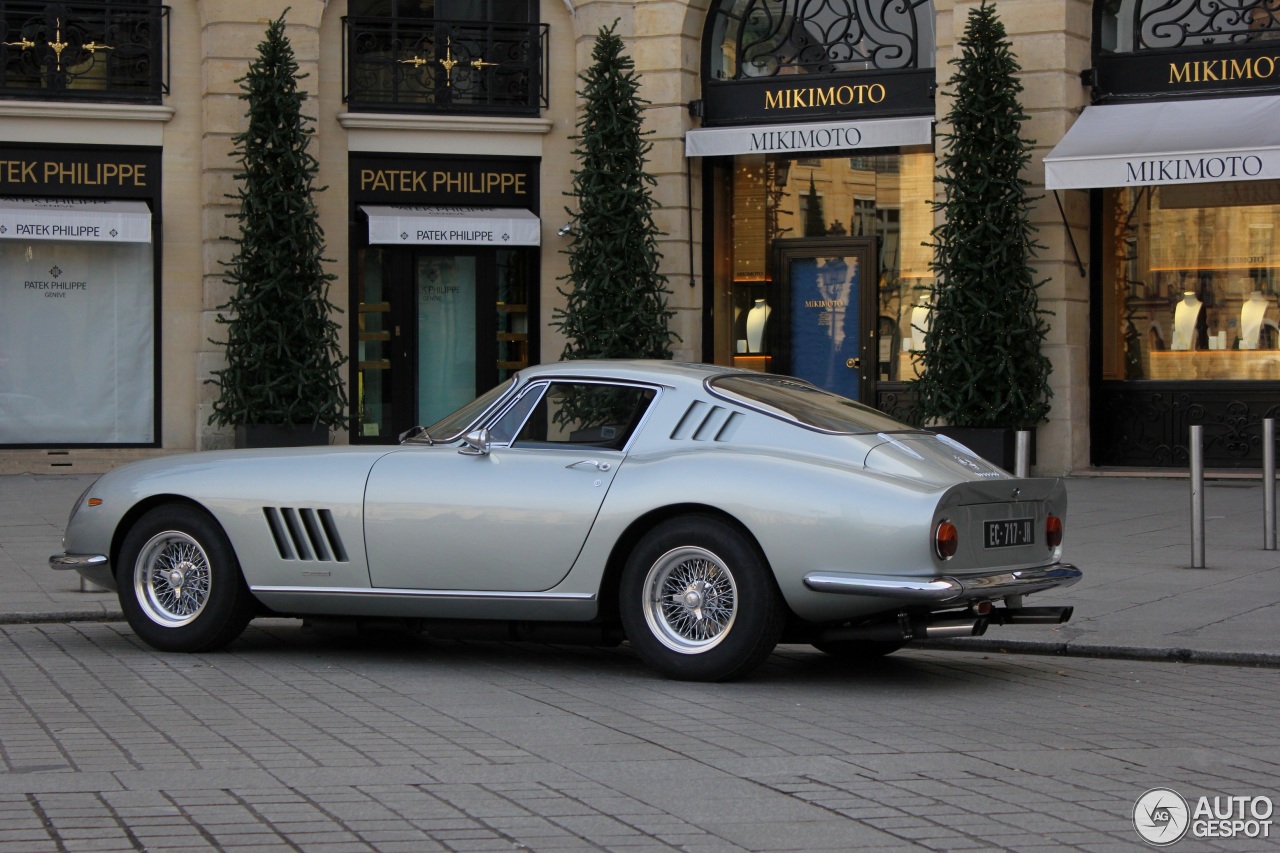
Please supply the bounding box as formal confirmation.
[2,472,1278,666]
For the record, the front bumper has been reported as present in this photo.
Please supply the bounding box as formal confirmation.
[803,563,1082,604]
[49,553,109,571]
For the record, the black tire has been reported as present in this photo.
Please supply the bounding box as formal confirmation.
[619,516,785,681]
[116,504,255,653]
[811,639,906,661]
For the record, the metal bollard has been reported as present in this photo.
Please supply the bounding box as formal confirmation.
[1190,424,1205,568]
[1266,418,1276,551]
[1014,430,1031,478]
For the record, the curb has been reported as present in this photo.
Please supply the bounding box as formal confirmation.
[0,611,123,626]
[2,611,1278,670]
[915,637,1280,668]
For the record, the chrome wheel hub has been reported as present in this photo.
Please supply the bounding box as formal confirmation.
[134,531,213,628]
[642,546,738,654]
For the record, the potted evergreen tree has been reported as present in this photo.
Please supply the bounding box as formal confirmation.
[553,21,676,365]
[208,12,347,448]
[910,1,1051,469]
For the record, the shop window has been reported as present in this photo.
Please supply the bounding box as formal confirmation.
[706,0,935,80]
[1101,181,1280,381]
[0,237,154,444]
[711,149,934,382]
[342,0,548,115]
[0,0,168,102]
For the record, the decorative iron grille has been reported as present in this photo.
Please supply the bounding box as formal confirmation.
[343,16,548,115]
[1103,0,1280,53]
[0,1,167,102]
[707,0,934,80]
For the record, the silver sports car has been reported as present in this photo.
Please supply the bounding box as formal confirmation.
[51,360,1080,681]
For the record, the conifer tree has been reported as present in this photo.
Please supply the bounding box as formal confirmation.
[910,1,1051,429]
[553,21,675,361]
[208,12,347,432]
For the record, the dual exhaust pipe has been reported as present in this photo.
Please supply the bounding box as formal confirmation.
[820,605,1074,644]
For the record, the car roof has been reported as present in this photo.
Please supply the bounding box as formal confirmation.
[517,359,741,389]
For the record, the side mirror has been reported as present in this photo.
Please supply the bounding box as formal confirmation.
[458,427,491,457]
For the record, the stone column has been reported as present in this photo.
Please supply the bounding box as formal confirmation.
[563,1,709,362]
[195,1,329,450]
[935,0,1093,474]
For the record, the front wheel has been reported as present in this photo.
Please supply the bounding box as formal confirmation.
[620,516,785,681]
[117,504,255,653]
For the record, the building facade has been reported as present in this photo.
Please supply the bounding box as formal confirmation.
[0,0,1275,475]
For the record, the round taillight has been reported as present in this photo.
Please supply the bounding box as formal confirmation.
[1046,515,1063,549]
[935,520,958,560]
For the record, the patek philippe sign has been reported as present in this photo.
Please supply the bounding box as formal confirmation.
[0,145,160,199]
[350,153,538,207]
[0,198,152,243]
[363,205,541,246]
[685,115,933,158]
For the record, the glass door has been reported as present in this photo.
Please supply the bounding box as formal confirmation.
[355,246,534,442]
[774,237,878,401]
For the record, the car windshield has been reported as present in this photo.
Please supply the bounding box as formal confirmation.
[707,374,913,435]
[414,378,516,443]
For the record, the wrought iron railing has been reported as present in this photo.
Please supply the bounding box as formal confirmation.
[0,1,168,102]
[343,16,548,115]
[707,0,934,80]
[1103,0,1280,53]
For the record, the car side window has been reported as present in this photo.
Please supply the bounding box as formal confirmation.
[512,382,656,450]
[489,386,545,445]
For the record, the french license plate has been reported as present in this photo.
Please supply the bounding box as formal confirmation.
[984,518,1034,549]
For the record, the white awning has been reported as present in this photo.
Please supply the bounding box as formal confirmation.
[363,205,540,246]
[1044,95,1280,190]
[685,116,933,158]
[0,198,151,243]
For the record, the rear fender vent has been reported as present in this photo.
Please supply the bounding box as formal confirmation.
[670,402,744,442]
[263,507,349,562]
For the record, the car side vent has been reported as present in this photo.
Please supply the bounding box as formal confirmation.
[670,402,743,442]
[263,507,349,562]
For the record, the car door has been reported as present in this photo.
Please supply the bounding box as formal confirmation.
[363,380,657,592]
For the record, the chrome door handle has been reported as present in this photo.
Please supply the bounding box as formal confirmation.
[566,460,610,471]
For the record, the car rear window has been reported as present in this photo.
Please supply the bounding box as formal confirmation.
[707,374,912,435]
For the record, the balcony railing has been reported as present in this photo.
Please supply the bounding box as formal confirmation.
[343,16,548,116]
[0,1,168,103]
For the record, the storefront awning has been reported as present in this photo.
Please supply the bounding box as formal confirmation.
[362,205,540,246]
[1044,95,1280,190]
[684,116,934,158]
[0,198,151,243]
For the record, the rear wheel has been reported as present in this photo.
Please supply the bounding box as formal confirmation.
[620,516,785,681]
[117,505,255,652]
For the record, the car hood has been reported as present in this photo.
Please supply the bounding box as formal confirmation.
[862,432,1011,487]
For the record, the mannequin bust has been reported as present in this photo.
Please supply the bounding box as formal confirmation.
[1241,291,1270,349]
[746,298,771,352]
[1172,291,1203,351]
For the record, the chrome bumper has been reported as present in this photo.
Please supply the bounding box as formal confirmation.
[803,563,1082,604]
[49,553,109,571]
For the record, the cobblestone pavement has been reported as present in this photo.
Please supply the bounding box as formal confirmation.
[1,621,1276,852]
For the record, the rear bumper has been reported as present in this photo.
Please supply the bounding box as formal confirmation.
[803,563,1082,604]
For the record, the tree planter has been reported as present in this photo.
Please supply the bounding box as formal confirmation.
[933,426,1035,473]
[235,424,330,449]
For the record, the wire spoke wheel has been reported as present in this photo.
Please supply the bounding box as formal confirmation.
[642,546,738,654]
[134,531,214,627]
